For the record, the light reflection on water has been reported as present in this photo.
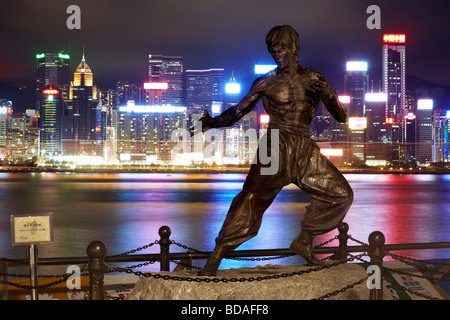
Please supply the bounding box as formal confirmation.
[0,172,449,274]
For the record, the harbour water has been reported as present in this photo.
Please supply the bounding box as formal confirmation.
[0,172,449,273]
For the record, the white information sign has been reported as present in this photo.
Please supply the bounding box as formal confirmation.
[10,213,54,246]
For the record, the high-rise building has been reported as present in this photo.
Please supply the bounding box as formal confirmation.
[0,100,13,148]
[224,73,241,114]
[63,52,100,156]
[148,55,184,106]
[99,87,120,129]
[345,61,368,117]
[364,92,389,167]
[5,114,40,161]
[39,85,63,157]
[240,111,258,164]
[116,101,186,163]
[35,52,70,108]
[382,34,406,117]
[35,52,70,158]
[219,73,258,165]
[405,90,416,113]
[185,68,224,125]
[144,82,167,106]
[403,112,417,166]
[432,109,449,163]
[345,61,369,165]
[416,99,433,165]
[382,34,407,166]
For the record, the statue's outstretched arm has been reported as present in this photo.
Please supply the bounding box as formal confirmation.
[190,78,263,135]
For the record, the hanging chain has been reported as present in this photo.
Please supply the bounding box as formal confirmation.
[1,234,447,301]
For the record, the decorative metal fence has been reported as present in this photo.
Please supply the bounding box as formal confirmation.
[1,223,449,300]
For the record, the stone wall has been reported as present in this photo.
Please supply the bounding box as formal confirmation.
[127,263,392,300]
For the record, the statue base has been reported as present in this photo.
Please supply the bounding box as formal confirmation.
[127,263,392,300]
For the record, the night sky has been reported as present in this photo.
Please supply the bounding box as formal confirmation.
[1,0,450,110]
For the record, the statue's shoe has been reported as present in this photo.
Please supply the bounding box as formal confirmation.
[197,267,217,277]
[197,249,224,277]
[290,236,324,266]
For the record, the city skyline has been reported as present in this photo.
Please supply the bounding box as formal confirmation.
[1,0,450,105]
[1,41,448,168]
[1,0,450,169]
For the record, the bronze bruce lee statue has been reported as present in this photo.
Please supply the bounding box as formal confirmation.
[190,25,353,276]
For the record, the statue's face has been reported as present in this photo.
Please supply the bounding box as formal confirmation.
[269,45,295,69]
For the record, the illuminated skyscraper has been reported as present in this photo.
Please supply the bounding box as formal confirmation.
[116,102,186,163]
[345,61,368,165]
[345,61,368,117]
[148,55,183,106]
[364,92,389,166]
[432,109,449,163]
[185,68,224,124]
[35,52,70,108]
[63,52,100,156]
[35,52,70,158]
[382,34,406,117]
[4,114,39,161]
[403,112,417,166]
[0,100,13,148]
[224,73,241,112]
[382,34,407,166]
[39,85,63,157]
[416,99,433,165]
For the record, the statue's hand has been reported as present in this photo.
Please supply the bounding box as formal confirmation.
[306,74,333,100]
[189,110,214,137]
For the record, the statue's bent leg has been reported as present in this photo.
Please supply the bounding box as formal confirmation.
[291,143,353,264]
[198,186,282,276]
[198,156,285,276]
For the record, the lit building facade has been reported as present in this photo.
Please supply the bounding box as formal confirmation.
[0,100,13,148]
[364,92,389,166]
[345,61,369,165]
[63,53,101,156]
[39,85,63,157]
[35,52,70,108]
[148,55,184,106]
[433,109,449,163]
[4,113,39,162]
[185,68,224,125]
[403,112,417,166]
[224,73,241,114]
[116,102,186,163]
[382,34,406,117]
[416,99,433,165]
[35,52,70,158]
[382,34,407,166]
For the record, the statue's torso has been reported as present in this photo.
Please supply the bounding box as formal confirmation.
[260,65,320,131]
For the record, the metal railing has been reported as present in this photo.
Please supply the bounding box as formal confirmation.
[1,222,449,300]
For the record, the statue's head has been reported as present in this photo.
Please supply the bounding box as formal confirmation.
[265,25,300,64]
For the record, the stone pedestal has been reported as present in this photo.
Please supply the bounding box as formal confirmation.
[127,263,392,300]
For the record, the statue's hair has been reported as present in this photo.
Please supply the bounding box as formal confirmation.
[265,25,300,62]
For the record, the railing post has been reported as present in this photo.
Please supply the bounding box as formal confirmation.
[0,260,7,300]
[28,244,39,300]
[159,226,171,271]
[368,231,385,300]
[87,240,107,300]
[336,222,349,261]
